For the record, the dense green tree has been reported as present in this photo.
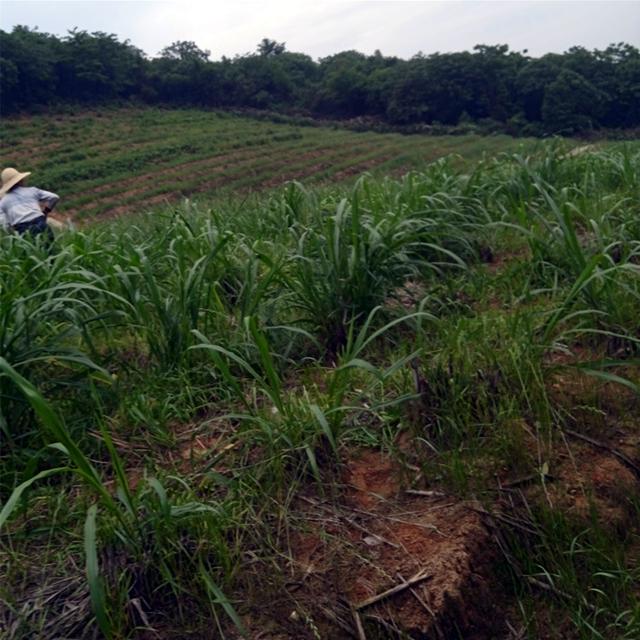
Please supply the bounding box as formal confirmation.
[257,38,286,57]
[1,26,639,135]
[0,56,20,110]
[515,56,562,122]
[150,41,212,104]
[159,40,210,62]
[56,29,145,102]
[470,45,524,121]
[542,69,608,133]
[231,54,295,108]
[590,44,640,127]
[386,53,478,124]
[0,26,59,110]
[313,51,372,117]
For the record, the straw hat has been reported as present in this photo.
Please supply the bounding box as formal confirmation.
[0,167,31,197]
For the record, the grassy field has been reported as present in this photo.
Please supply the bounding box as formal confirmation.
[0,115,639,639]
[0,107,538,221]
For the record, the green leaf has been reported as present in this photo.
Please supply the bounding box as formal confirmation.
[199,563,248,638]
[84,504,112,638]
[310,404,336,452]
[0,467,67,531]
[578,368,640,394]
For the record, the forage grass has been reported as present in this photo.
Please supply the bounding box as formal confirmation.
[2,139,639,638]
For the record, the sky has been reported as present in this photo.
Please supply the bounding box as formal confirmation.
[1,0,639,60]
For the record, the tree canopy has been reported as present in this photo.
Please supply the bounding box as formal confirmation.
[1,27,639,135]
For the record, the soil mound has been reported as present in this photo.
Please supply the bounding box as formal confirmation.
[279,450,502,639]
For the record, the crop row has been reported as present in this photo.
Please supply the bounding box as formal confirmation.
[63,129,370,209]
[71,130,469,219]
[76,134,411,218]
[2,108,537,220]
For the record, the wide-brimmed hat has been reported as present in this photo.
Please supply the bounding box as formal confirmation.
[0,167,31,197]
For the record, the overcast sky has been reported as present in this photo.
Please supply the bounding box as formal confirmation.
[2,1,639,60]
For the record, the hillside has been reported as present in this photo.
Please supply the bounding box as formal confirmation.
[1,108,536,221]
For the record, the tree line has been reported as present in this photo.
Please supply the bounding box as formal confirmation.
[2,27,640,135]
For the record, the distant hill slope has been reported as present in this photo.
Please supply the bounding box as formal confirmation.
[1,107,539,221]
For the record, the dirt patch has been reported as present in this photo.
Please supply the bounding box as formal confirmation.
[386,279,427,312]
[496,386,640,534]
[100,193,172,221]
[72,133,291,199]
[162,416,241,475]
[523,444,639,531]
[344,449,402,510]
[547,359,640,427]
[62,145,277,219]
[248,449,503,639]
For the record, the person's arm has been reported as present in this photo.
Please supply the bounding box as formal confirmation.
[0,201,8,231]
[36,188,60,214]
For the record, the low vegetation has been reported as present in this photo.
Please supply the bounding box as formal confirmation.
[1,138,639,639]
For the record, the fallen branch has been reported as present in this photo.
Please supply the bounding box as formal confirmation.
[396,572,444,640]
[404,489,446,498]
[353,569,432,610]
[351,606,367,640]
[467,504,539,536]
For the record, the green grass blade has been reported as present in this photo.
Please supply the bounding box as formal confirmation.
[0,467,68,530]
[84,504,112,638]
[199,562,248,638]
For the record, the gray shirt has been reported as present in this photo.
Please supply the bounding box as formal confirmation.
[0,186,60,229]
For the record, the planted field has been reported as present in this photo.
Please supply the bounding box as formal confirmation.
[1,137,640,639]
[1,108,535,221]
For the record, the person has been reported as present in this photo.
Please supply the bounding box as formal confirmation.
[0,167,59,241]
